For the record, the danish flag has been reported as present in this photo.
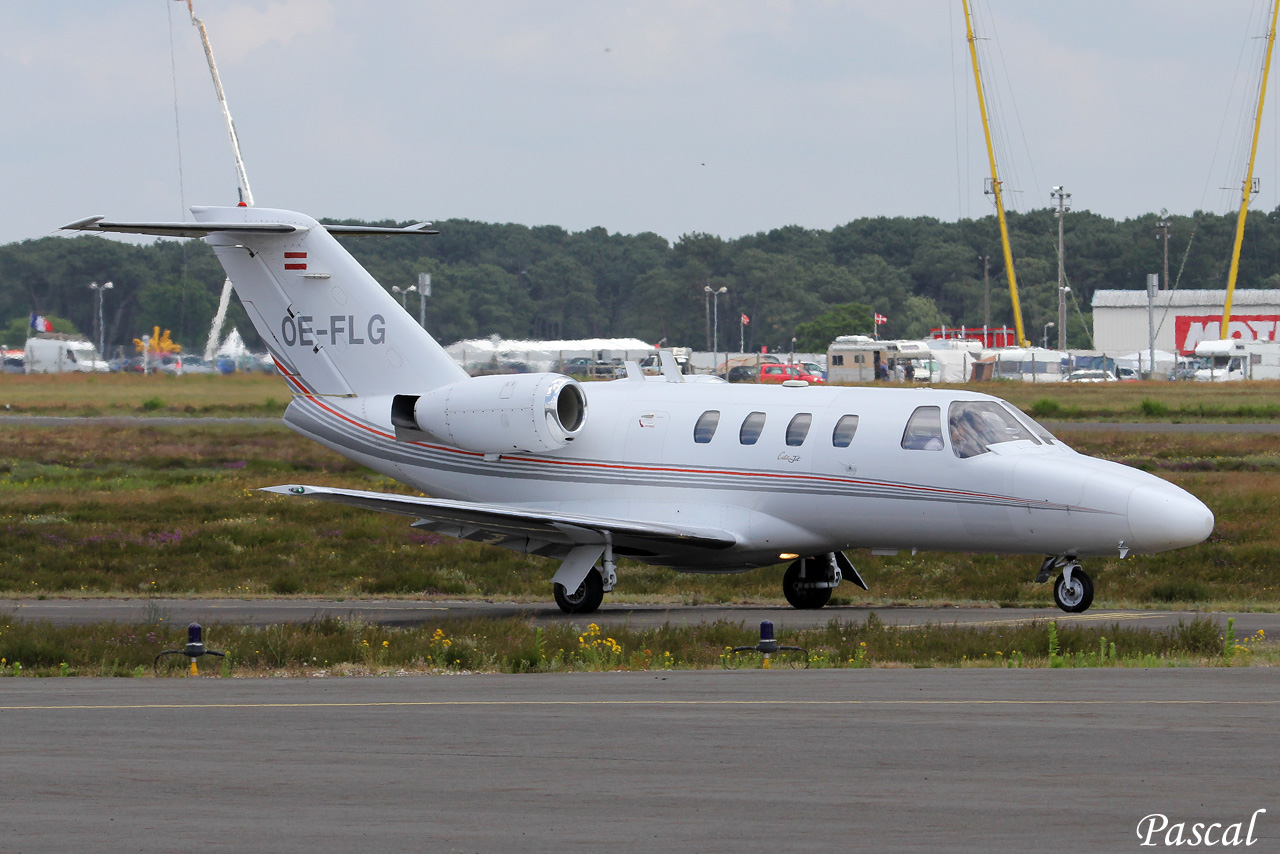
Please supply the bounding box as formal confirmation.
[874,313,887,325]
[284,251,307,271]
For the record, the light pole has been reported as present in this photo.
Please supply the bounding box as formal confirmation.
[705,285,727,372]
[88,280,113,358]
[1051,185,1071,350]
[1042,321,1055,350]
[391,285,417,309]
[1156,211,1172,291]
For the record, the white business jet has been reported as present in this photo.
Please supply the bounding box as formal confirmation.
[64,207,1215,614]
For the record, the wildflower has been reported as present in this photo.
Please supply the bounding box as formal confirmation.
[382,640,389,648]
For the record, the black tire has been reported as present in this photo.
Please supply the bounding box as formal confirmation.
[553,570,604,614]
[783,558,833,610]
[1053,566,1094,613]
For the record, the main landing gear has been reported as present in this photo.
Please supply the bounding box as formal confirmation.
[553,570,605,614]
[1037,556,1094,614]
[551,546,618,615]
[783,552,868,610]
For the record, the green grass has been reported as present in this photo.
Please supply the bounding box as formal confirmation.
[0,423,1277,610]
[8,373,1280,421]
[0,613,1271,676]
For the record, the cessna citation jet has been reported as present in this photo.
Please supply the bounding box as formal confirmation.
[64,207,1215,614]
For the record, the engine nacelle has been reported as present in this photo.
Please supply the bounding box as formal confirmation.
[391,373,587,454]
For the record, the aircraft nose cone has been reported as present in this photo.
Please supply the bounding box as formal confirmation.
[1126,484,1215,552]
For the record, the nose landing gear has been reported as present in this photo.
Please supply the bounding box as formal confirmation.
[1037,555,1094,613]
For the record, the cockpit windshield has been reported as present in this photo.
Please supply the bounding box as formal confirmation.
[1005,405,1058,446]
[947,401,1040,459]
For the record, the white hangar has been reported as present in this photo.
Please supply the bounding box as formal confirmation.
[1091,289,1280,355]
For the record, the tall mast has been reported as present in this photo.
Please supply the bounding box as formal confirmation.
[1223,0,1280,332]
[177,0,253,361]
[182,0,253,206]
[962,0,1028,348]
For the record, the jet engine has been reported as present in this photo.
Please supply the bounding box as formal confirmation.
[391,373,587,454]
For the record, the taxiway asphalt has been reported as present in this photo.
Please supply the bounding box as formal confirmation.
[1,669,1276,852]
[4,597,1278,638]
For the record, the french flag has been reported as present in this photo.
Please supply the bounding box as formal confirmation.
[29,313,52,332]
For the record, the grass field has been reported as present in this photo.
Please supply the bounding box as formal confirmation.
[5,372,1280,420]
[0,612,1271,677]
[0,420,1274,611]
[1,373,1275,674]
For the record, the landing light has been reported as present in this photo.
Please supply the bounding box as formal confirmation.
[779,553,799,560]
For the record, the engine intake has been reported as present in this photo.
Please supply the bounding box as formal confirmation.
[392,373,587,454]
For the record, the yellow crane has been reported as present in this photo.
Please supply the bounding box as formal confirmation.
[961,0,1028,348]
[1223,0,1280,332]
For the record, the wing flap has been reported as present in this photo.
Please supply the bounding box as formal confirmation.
[261,485,738,554]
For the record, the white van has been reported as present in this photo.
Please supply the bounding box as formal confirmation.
[23,335,109,373]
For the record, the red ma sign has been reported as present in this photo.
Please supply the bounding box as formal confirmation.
[1175,315,1280,354]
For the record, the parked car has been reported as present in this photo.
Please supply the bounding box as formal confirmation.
[758,363,824,384]
[723,365,757,383]
[1066,369,1117,383]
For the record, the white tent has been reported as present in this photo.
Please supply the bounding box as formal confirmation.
[1116,349,1178,374]
[444,336,656,373]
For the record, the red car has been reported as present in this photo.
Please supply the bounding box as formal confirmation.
[757,363,824,384]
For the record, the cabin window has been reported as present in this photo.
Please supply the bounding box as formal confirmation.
[853,354,865,364]
[831,355,844,367]
[948,401,1040,458]
[739,411,766,445]
[831,414,859,448]
[694,410,720,444]
[785,413,812,447]
[901,406,944,451]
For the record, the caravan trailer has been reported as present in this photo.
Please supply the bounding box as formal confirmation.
[826,336,935,383]
[1194,339,1280,381]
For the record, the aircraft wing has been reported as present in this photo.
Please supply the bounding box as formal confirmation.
[261,485,739,557]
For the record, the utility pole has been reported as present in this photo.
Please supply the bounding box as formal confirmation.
[980,255,991,330]
[1052,186,1071,350]
[417,273,431,329]
[1147,274,1159,379]
[1156,211,1172,291]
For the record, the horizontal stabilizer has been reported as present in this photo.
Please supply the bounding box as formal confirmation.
[324,222,439,236]
[262,485,738,554]
[61,216,303,238]
[61,216,437,239]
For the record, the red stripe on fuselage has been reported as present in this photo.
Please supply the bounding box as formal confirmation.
[288,395,1055,508]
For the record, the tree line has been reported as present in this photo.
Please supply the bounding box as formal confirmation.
[3,206,1279,356]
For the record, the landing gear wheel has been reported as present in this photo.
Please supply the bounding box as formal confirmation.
[1053,566,1094,614]
[783,559,833,610]
[554,570,605,614]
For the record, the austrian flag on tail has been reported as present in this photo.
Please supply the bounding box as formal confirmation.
[284,251,307,271]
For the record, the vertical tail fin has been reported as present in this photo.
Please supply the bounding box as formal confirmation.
[195,206,466,396]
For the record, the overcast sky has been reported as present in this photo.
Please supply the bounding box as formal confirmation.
[4,1,1280,246]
